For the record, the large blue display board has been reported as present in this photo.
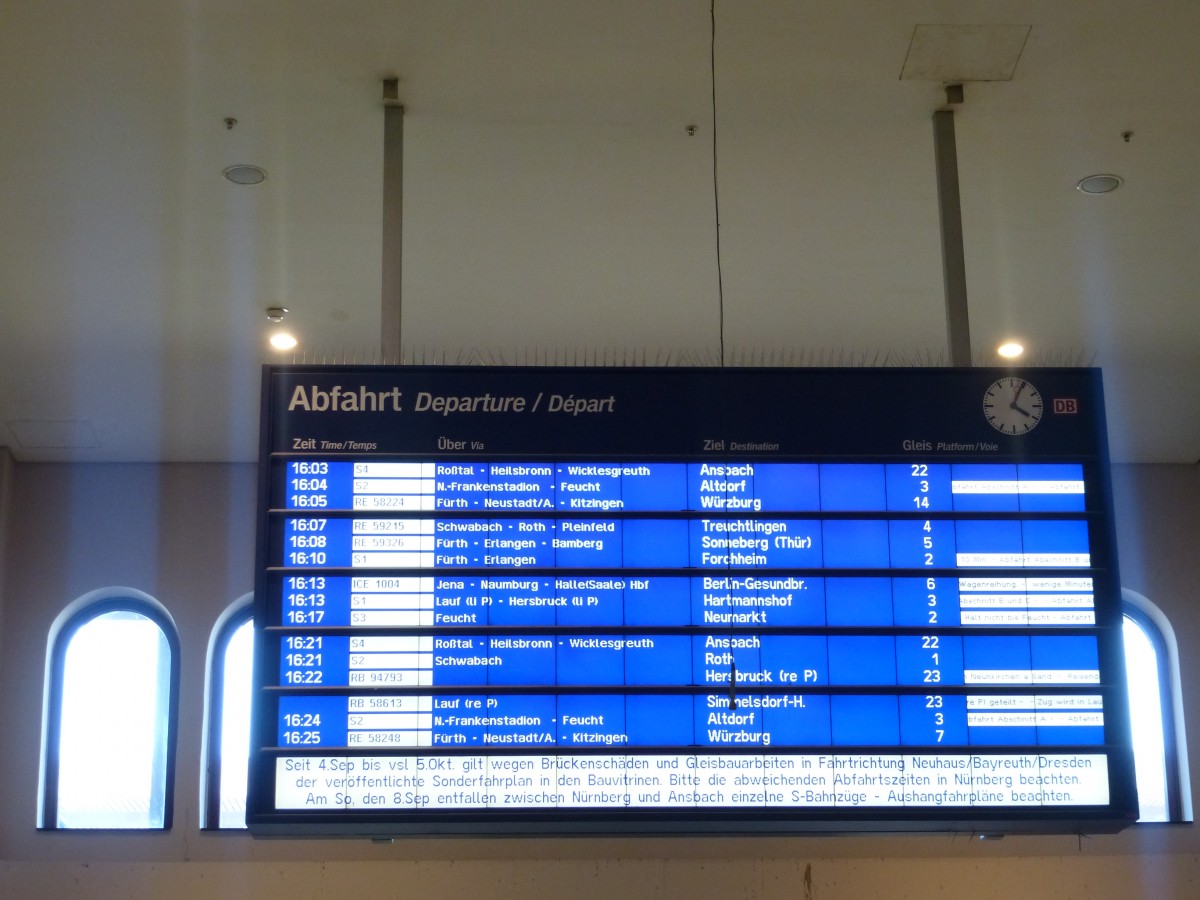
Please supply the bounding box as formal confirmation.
[248,366,1138,835]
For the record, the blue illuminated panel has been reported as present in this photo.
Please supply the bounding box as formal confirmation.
[281,460,1091,516]
[251,366,1136,836]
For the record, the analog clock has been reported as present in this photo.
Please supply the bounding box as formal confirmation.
[983,377,1044,435]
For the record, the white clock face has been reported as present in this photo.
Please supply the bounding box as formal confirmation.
[983,377,1043,435]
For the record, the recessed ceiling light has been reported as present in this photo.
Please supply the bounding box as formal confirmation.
[997,341,1025,359]
[1076,174,1122,195]
[223,164,267,185]
[270,332,298,350]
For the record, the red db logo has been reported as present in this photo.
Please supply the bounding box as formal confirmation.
[1053,398,1078,414]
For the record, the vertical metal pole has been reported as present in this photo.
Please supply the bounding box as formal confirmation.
[381,79,404,362]
[933,108,972,367]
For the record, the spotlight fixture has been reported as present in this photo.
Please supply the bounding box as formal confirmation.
[269,332,298,351]
[997,341,1025,359]
[1075,174,1122,195]
[265,306,289,322]
[223,164,267,185]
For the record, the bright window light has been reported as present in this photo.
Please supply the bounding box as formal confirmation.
[56,611,169,828]
[218,619,254,828]
[1124,615,1169,822]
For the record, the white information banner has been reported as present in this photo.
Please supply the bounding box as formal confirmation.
[275,752,1110,811]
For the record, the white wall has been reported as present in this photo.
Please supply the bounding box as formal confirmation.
[1,460,1197,898]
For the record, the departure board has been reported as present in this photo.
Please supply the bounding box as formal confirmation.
[248,366,1139,836]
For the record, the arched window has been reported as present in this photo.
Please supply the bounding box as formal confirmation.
[1123,589,1192,823]
[39,590,180,829]
[201,595,254,829]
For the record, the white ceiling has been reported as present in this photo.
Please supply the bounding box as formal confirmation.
[1,1,1198,464]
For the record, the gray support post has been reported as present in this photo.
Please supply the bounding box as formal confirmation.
[381,79,404,361]
[933,108,972,367]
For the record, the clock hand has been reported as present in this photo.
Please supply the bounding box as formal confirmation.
[1009,381,1030,415]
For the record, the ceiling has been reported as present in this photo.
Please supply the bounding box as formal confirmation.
[1,1,1198,465]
